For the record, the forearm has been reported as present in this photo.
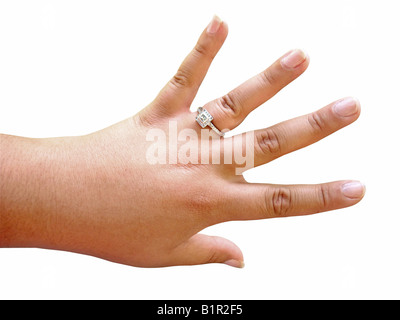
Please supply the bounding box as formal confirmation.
[0,134,72,248]
[1,134,52,247]
[0,131,140,261]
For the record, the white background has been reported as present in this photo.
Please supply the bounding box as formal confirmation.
[1,0,399,299]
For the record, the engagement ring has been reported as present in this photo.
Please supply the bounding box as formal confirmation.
[196,107,225,137]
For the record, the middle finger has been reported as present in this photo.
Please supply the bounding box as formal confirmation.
[229,97,361,169]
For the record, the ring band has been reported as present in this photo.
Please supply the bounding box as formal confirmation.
[196,107,225,137]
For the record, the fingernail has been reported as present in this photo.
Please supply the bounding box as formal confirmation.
[333,97,359,117]
[341,181,366,199]
[207,15,222,34]
[280,49,307,70]
[223,259,245,268]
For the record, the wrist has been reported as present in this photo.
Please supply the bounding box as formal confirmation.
[0,134,73,248]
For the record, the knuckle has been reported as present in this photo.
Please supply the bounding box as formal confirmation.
[193,42,209,58]
[307,112,325,133]
[266,187,292,217]
[206,237,220,263]
[135,111,153,127]
[216,92,243,119]
[255,128,282,155]
[183,184,221,216]
[185,192,214,213]
[317,184,330,212]
[260,68,277,87]
[170,68,192,89]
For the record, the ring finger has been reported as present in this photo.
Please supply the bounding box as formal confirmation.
[201,49,309,131]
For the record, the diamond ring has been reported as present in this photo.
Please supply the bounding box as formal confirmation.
[195,107,225,137]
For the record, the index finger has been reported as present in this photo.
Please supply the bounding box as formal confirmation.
[220,180,365,222]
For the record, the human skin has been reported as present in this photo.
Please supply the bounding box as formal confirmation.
[0,16,365,268]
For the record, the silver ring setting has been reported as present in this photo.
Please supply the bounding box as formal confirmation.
[196,107,225,137]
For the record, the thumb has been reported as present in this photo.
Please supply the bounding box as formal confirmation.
[170,233,244,268]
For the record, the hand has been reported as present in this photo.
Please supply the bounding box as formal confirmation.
[0,16,365,268]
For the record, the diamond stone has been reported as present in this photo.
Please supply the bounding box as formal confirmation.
[196,109,213,128]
